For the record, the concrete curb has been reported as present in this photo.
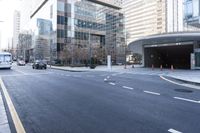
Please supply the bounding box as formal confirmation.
[167,76,200,86]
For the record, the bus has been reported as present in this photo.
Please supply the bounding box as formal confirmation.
[0,52,12,69]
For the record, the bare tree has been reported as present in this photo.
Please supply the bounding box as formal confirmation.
[60,46,71,65]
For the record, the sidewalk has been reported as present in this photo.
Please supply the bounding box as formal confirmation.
[48,65,200,84]
[0,91,11,133]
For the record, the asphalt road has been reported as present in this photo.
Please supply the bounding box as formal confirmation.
[1,64,200,133]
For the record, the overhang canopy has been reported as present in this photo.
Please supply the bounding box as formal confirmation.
[129,32,200,48]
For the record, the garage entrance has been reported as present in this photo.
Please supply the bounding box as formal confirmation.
[144,44,194,69]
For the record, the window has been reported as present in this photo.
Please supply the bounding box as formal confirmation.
[57,29,64,38]
[57,1,65,12]
[57,16,66,25]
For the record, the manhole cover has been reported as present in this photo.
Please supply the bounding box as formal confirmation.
[174,89,193,93]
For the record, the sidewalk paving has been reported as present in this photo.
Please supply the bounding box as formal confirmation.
[0,91,11,133]
[48,65,200,84]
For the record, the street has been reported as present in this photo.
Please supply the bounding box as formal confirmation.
[0,64,200,133]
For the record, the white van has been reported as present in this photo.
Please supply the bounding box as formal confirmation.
[0,52,12,69]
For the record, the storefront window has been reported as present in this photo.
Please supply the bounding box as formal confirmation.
[195,52,200,67]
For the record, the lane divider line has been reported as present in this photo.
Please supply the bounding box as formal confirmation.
[109,82,116,86]
[168,128,182,133]
[0,78,26,133]
[13,70,27,75]
[122,86,134,90]
[144,91,160,96]
[174,97,200,104]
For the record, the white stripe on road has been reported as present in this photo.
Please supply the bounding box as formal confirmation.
[144,91,160,96]
[86,75,95,77]
[168,128,182,133]
[14,69,27,75]
[174,97,200,104]
[1,73,52,77]
[122,86,134,90]
[73,75,82,78]
[109,82,116,86]
[0,78,26,133]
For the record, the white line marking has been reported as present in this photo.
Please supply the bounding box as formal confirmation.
[73,75,81,78]
[65,75,70,77]
[122,86,134,90]
[174,97,200,104]
[144,91,160,95]
[86,75,95,77]
[14,69,27,75]
[160,76,200,90]
[1,73,52,77]
[109,82,116,86]
[0,78,26,133]
[168,128,182,133]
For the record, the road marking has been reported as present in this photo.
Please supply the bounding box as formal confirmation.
[122,86,134,90]
[86,75,95,77]
[73,75,81,78]
[168,128,182,133]
[65,75,70,77]
[14,69,27,75]
[144,91,160,96]
[174,97,200,104]
[160,76,200,90]
[0,78,26,133]
[109,82,116,86]
[1,73,52,77]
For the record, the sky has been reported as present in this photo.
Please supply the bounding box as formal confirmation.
[0,0,21,50]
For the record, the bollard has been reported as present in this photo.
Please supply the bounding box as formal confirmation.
[171,65,174,71]
[160,65,163,71]
[152,64,154,70]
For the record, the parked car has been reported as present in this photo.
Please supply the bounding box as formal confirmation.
[32,60,47,69]
[17,59,26,66]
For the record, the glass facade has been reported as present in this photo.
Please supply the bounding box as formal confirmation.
[195,49,200,67]
[26,0,125,65]
[184,0,200,30]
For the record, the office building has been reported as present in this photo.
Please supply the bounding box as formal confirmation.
[19,0,125,64]
[13,10,20,56]
[123,0,183,44]
[127,0,200,69]
[184,0,200,30]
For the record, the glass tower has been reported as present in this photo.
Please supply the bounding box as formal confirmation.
[27,0,125,65]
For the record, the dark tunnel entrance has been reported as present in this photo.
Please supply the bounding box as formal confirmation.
[144,44,194,69]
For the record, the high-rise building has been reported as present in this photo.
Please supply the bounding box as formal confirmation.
[13,10,20,51]
[127,0,200,70]
[166,0,183,32]
[184,0,200,30]
[123,0,183,44]
[19,0,125,64]
[0,31,1,50]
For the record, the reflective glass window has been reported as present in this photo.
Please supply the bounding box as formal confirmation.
[57,1,64,12]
